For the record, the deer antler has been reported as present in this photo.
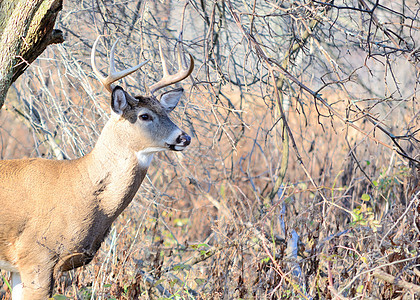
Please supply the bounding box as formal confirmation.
[149,43,194,95]
[91,36,149,93]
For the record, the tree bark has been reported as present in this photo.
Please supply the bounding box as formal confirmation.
[0,0,64,110]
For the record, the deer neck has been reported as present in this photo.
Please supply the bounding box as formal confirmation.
[81,118,151,218]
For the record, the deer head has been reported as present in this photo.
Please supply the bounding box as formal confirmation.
[91,36,194,165]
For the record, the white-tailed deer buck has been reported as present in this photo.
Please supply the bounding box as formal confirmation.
[0,36,194,299]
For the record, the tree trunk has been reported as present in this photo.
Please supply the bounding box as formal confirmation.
[0,0,64,110]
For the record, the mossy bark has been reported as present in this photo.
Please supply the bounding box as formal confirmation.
[0,0,64,110]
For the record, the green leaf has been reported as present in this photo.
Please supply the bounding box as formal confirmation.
[172,263,191,271]
[195,278,206,286]
[52,295,68,300]
[361,194,370,201]
[261,256,270,263]
[220,184,226,198]
[173,218,189,227]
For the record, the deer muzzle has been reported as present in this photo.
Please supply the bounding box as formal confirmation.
[168,132,191,151]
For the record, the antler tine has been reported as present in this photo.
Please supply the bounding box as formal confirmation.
[159,42,170,77]
[91,36,150,93]
[176,43,186,72]
[149,43,194,95]
[91,36,107,87]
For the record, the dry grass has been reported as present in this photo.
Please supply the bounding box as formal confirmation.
[2,84,418,299]
[1,0,420,299]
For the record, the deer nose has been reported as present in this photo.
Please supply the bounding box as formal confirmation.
[177,132,191,146]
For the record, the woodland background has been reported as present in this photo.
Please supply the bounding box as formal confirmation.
[1,0,419,299]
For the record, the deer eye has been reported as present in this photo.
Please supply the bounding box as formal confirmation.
[139,114,152,121]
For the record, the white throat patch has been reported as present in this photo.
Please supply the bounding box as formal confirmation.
[136,147,166,168]
[136,151,154,168]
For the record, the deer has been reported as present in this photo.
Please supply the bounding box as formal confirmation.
[0,36,194,299]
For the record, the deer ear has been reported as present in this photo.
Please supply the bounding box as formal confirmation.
[111,86,128,115]
[159,88,183,113]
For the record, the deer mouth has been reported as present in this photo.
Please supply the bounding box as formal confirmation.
[167,143,188,151]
